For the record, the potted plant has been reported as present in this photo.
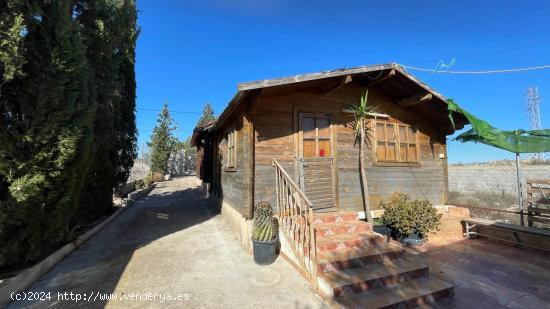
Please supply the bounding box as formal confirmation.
[372,217,388,235]
[380,193,441,246]
[251,202,279,265]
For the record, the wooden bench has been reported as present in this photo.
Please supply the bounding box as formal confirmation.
[462,217,550,252]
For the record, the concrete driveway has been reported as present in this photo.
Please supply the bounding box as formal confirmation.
[9,177,323,308]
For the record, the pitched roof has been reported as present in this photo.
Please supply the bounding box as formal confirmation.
[196,63,465,139]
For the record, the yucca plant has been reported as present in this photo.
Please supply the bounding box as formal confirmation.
[349,89,378,223]
[252,202,278,242]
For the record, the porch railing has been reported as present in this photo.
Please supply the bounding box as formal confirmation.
[272,159,317,289]
[527,179,550,227]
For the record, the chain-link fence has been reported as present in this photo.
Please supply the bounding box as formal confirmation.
[447,138,550,227]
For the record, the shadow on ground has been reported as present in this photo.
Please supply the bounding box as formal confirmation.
[9,177,218,308]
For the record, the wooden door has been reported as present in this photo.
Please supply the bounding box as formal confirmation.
[298,113,335,210]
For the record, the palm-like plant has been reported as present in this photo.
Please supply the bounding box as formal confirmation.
[349,89,378,223]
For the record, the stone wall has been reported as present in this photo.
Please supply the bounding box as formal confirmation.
[448,162,550,196]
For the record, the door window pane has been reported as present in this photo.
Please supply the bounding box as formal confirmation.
[301,115,332,158]
[303,117,315,138]
[303,139,316,158]
[317,118,330,138]
[318,139,330,157]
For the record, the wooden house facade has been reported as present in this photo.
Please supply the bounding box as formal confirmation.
[192,64,466,244]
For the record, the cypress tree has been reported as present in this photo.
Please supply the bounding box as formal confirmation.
[75,0,139,222]
[148,103,177,174]
[113,0,139,187]
[0,0,94,267]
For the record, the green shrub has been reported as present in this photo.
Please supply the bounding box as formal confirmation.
[252,202,278,242]
[380,193,441,239]
[134,179,145,189]
[143,172,154,187]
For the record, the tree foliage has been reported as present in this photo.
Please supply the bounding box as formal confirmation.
[196,103,216,127]
[148,103,177,174]
[0,0,139,270]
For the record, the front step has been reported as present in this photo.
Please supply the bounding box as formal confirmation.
[313,211,358,224]
[316,232,385,252]
[314,221,373,237]
[334,276,454,309]
[317,243,405,273]
[306,211,454,308]
[318,259,429,297]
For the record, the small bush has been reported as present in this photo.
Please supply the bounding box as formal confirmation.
[152,172,164,183]
[380,193,441,239]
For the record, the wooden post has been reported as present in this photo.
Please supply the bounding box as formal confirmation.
[515,153,524,226]
[527,181,533,227]
[275,165,280,218]
[308,207,317,290]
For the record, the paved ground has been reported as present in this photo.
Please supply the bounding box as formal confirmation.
[407,238,550,308]
[9,177,323,308]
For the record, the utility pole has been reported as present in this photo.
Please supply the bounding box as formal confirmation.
[525,86,543,160]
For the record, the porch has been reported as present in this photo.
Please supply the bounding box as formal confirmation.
[273,159,550,308]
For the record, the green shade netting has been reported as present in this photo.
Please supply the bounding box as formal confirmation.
[447,99,550,154]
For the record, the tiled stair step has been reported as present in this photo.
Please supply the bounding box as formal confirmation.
[316,232,385,252]
[317,243,404,273]
[334,276,454,309]
[313,211,358,224]
[318,259,429,297]
[314,221,373,237]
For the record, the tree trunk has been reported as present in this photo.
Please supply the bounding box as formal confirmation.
[359,119,373,222]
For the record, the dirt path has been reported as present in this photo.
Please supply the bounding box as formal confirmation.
[9,177,323,308]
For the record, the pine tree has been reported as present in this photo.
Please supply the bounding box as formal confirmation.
[196,103,216,127]
[148,103,177,174]
[0,0,95,267]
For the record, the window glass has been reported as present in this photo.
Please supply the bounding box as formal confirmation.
[376,123,386,141]
[377,141,386,161]
[317,118,330,138]
[318,139,330,157]
[303,139,316,158]
[301,115,332,158]
[303,117,315,138]
[375,121,418,163]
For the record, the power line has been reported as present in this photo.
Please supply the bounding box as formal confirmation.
[401,64,550,74]
[138,108,202,114]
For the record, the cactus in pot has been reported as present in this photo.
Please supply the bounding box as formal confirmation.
[252,202,278,242]
[251,202,278,265]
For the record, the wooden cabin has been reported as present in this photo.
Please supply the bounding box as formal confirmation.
[191,64,466,251]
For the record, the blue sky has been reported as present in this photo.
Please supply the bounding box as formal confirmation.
[135,0,550,158]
